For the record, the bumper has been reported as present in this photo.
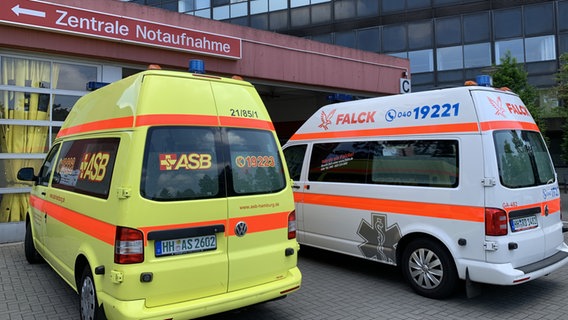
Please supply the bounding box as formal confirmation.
[99,267,301,320]
[458,243,568,286]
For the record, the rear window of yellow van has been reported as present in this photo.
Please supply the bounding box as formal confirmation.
[141,126,286,201]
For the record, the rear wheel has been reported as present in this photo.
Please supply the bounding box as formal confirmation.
[401,238,458,299]
[24,221,43,264]
[79,266,106,320]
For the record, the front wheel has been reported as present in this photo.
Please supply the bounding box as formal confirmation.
[79,266,106,320]
[24,221,43,264]
[401,238,458,299]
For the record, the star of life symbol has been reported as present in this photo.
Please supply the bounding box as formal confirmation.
[357,213,401,264]
[318,109,336,130]
[487,96,507,118]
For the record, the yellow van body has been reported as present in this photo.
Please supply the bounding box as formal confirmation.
[21,70,301,319]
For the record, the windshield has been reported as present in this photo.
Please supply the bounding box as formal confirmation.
[494,130,555,188]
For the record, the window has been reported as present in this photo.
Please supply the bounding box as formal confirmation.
[52,138,119,199]
[464,43,491,68]
[494,130,554,188]
[408,21,432,50]
[409,49,434,73]
[334,0,356,20]
[382,25,407,53]
[560,1,568,32]
[335,31,356,48]
[307,140,459,188]
[435,17,461,47]
[525,35,556,63]
[283,145,307,181]
[437,46,463,71]
[357,27,380,52]
[308,142,371,183]
[370,140,459,188]
[494,8,522,40]
[141,126,287,200]
[142,127,220,201]
[250,0,268,14]
[0,54,99,222]
[37,144,61,187]
[463,12,490,43]
[524,3,554,36]
[495,38,524,64]
[228,128,286,195]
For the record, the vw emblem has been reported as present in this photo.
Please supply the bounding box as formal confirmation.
[235,221,248,237]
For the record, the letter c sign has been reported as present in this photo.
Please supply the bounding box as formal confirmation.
[400,78,411,94]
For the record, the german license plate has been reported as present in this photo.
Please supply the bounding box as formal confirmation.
[510,215,538,232]
[155,235,216,257]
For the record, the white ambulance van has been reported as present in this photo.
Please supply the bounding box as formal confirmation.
[283,80,568,299]
[18,66,301,319]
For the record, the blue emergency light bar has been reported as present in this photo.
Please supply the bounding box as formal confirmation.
[189,59,205,74]
[475,75,492,87]
[86,81,110,91]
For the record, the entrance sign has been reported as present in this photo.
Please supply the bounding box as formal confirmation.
[0,0,242,59]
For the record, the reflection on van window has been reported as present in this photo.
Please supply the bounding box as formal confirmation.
[52,138,119,198]
[308,140,459,188]
[142,127,220,201]
[494,130,554,188]
[38,144,61,187]
[228,128,286,195]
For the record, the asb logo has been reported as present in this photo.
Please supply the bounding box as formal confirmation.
[159,153,212,170]
[79,152,110,182]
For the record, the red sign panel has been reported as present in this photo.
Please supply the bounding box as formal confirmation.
[0,0,242,59]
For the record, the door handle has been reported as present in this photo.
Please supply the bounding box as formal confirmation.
[292,185,300,190]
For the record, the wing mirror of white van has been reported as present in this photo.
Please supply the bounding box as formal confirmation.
[17,167,38,182]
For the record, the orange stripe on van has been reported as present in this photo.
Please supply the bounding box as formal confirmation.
[57,114,275,138]
[57,116,134,138]
[30,195,116,245]
[219,116,275,131]
[298,193,485,222]
[480,120,539,131]
[504,197,561,215]
[135,114,219,127]
[227,211,289,236]
[289,122,480,141]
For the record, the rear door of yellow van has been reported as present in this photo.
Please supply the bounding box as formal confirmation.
[211,81,298,292]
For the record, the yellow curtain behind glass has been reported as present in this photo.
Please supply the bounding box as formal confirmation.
[0,58,51,222]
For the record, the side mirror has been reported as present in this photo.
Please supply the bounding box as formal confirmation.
[17,167,38,182]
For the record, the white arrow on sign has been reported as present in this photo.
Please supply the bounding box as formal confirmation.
[12,5,46,18]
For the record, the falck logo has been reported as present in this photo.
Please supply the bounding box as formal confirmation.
[318,109,336,130]
[357,213,401,264]
[235,221,248,237]
[487,96,507,118]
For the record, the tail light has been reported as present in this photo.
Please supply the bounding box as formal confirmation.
[485,208,508,236]
[288,210,297,240]
[115,227,144,264]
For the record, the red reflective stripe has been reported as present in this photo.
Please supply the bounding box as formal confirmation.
[136,114,219,127]
[57,116,134,138]
[289,122,480,141]
[219,116,275,131]
[30,195,116,245]
[299,193,485,222]
[480,121,539,131]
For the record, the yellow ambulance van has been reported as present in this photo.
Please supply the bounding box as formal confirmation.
[18,67,301,319]
[283,78,568,299]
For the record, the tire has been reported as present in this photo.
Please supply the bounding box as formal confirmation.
[401,238,458,299]
[79,266,106,320]
[24,221,44,264]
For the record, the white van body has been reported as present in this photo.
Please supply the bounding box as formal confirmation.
[283,85,568,298]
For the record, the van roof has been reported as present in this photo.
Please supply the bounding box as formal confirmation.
[288,86,537,142]
[57,70,258,139]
